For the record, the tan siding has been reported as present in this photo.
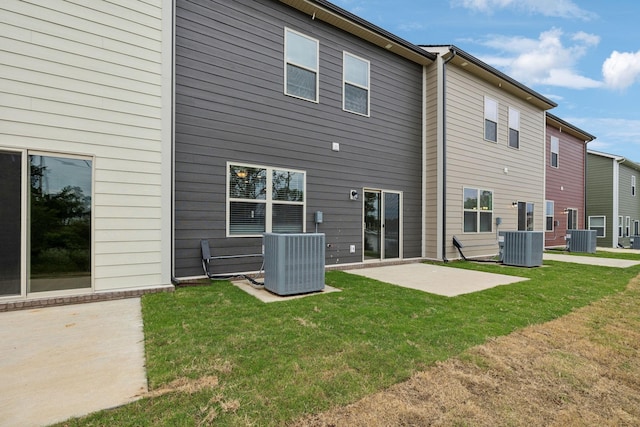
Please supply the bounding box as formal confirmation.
[0,0,168,293]
[424,61,440,258]
[444,65,546,259]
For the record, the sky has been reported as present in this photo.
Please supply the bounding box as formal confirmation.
[333,0,640,162]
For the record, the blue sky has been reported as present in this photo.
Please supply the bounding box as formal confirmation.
[333,0,640,162]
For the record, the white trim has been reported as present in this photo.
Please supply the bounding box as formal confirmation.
[342,51,370,116]
[613,158,620,247]
[421,65,427,259]
[462,187,494,233]
[632,175,637,197]
[508,106,520,149]
[550,135,559,168]
[284,27,319,103]
[545,200,554,232]
[361,188,403,262]
[484,96,498,143]
[588,215,606,238]
[626,216,631,237]
[163,0,174,284]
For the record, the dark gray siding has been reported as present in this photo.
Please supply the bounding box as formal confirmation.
[586,153,614,247]
[174,0,425,277]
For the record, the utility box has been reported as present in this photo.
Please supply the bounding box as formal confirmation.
[566,229,597,253]
[632,236,640,249]
[263,233,325,296]
[501,231,543,267]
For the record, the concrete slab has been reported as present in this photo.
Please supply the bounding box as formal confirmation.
[0,298,147,427]
[543,253,640,268]
[346,263,529,297]
[233,280,341,303]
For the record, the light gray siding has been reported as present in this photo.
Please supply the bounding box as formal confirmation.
[174,0,426,277]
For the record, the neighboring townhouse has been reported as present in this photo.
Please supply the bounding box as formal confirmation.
[544,113,595,248]
[586,150,640,248]
[0,1,173,305]
[173,0,436,279]
[421,46,557,261]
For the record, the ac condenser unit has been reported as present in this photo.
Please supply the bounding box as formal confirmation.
[566,229,597,253]
[263,233,325,296]
[502,231,543,267]
[632,236,640,249]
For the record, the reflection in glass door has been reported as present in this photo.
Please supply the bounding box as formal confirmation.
[29,155,92,293]
[363,190,401,261]
[364,191,381,260]
[0,151,22,297]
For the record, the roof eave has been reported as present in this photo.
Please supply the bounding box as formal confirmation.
[546,113,596,143]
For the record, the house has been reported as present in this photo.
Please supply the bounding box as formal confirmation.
[421,46,557,261]
[586,150,640,248]
[172,0,438,279]
[0,0,173,306]
[544,113,595,248]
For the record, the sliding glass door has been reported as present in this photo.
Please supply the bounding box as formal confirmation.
[363,190,402,261]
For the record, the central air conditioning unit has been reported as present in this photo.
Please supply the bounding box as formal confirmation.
[501,231,543,267]
[263,233,325,296]
[566,229,597,253]
[632,236,640,249]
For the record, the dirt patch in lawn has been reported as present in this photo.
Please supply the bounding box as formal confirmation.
[293,274,640,427]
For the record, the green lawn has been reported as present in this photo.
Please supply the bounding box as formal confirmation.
[60,255,640,426]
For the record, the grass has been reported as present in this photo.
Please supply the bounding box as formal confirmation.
[58,254,640,426]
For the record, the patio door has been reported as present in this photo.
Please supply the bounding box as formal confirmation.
[0,151,22,297]
[363,190,401,261]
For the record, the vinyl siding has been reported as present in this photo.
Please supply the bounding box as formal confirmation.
[0,0,169,292]
[174,0,426,277]
[545,125,586,246]
[586,153,614,247]
[443,64,546,260]
[424,59,440,259]
[618,163,640,245]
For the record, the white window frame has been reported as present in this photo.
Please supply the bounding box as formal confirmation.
[508,107,520,149]
[342,51,370,116]
[545,200,554,231]
[463,187,493,233]
[484,96,498,143]
[284,28,319,103]
[550,136,559,168]
[633,175,636,197]
[635,220,639,236]
[618,215,623,238]
[589,215,606,238]
[227,162,306,237]
[626,216,631,237]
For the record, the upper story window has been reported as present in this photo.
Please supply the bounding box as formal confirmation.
[463,187,493,233]
[343,52,370,116]
[508,107,520,149]
[228,163,305,236]
[632,175,636,196]
[550,136,559,168]
[484,97,498,142]
[284,28,319,102]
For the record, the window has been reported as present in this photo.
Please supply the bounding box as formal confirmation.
[626,216,631,237]
[635,220,639,236]
[463,188,493,232]
[228,163,305,236]
[508,107,520,149]
[618,215,623,238]
[550,136,559,168]
[517,201,535,231]
[284,28,318,102]
[545,200,554,231]
[484,97,498,142]
[633,176,636,196]
[343,52,370,116]
[589,216,606,237]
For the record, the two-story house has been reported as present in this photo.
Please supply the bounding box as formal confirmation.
[586,150,640,248]
[421,45,557,261]
[172,0,437,279]
[545,113,595,248]
[0,0,173,305]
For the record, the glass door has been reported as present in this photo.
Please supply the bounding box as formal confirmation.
[364,191,381,260]
[0,151,22,297]
[363,190,401,261]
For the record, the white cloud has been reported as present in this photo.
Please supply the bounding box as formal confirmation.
[453,0,596,20]
[602,50,640,91]
[567,117,640,159]
[476,29,602,89]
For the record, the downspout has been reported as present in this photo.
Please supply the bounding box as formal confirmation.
[441,48,456,262]
[169,0,180,286]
